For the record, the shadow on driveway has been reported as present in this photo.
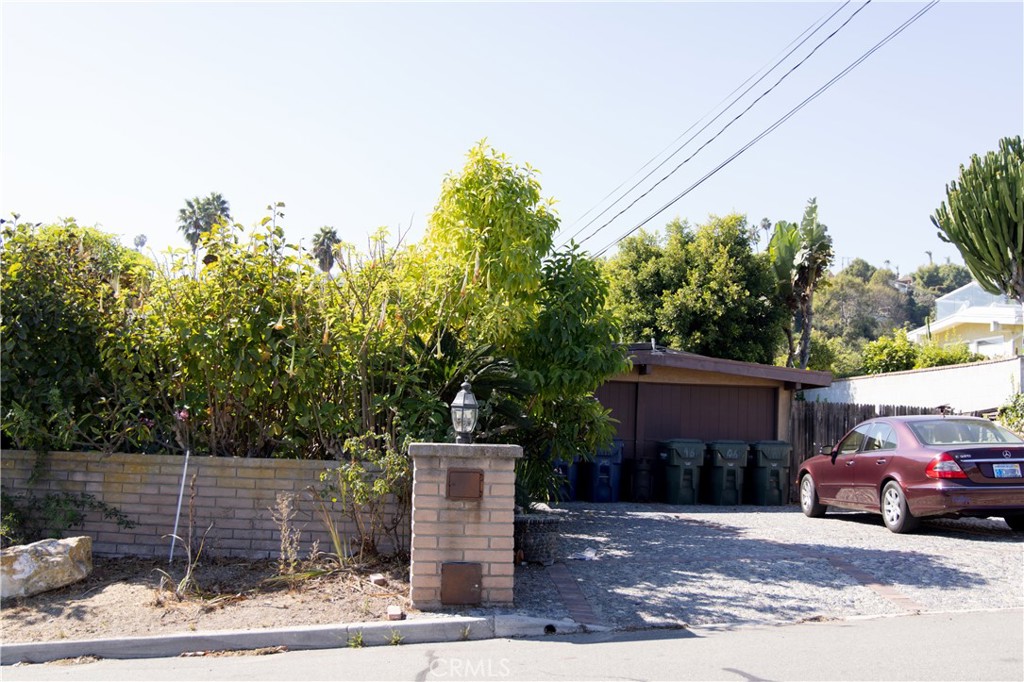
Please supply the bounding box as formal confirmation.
[546,503,1022,628]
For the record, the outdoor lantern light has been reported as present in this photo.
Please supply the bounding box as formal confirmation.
[450,377,479,444]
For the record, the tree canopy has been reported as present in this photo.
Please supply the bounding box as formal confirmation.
[604,214,785,364]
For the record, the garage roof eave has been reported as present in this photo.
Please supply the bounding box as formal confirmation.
[627,345,833,388]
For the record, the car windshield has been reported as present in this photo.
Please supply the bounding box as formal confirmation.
[908,419,1024,445]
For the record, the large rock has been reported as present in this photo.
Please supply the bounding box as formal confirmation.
[1,536,93,599]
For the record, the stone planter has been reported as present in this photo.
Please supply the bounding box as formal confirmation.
[513,513,561,566]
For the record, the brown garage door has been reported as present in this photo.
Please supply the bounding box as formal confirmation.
[593,381,637,461]
[597,382,778,461]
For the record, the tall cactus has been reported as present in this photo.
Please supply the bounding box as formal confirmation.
[931,136,1024,305]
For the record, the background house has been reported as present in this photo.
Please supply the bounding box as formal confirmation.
[907,281,1023,358]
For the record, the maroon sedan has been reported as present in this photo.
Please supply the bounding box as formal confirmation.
[797,415,1024,533]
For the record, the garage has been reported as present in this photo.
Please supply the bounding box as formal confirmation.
[593,343,832,502]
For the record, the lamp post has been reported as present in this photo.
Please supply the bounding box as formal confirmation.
[450,378,479,444]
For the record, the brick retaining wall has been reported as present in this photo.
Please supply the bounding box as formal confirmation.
[0,451,409,560]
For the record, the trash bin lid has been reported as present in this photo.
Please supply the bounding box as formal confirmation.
[706,440,749,451]
[594,441,623,463]
[706,441,749,464]
[660,439,705,463]
[749,440,792,459]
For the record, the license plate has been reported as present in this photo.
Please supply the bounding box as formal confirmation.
[993,463,1022,478]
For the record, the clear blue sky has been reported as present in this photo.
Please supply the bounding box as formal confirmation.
[2,1,1022,276]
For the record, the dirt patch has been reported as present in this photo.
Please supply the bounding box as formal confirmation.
[1,555,413,644]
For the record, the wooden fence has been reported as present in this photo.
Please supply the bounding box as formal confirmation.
[785,401,937,502]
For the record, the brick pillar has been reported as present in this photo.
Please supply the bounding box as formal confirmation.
[408,443,522,610]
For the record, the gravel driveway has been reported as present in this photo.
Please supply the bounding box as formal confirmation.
[507,502,1024,630]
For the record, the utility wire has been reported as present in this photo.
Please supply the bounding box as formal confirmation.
[578,0,873,251]
[592,0,940,259]
[555,2,850,245]
[558,1,853,248]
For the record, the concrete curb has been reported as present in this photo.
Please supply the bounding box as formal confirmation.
[0,614,587,665]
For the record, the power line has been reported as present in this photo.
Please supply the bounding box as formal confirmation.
[578,0,874,251]
[592,1,940,259]
[555,2,851,247]
[557,1,854,248]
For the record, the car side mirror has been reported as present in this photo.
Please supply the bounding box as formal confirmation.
[818,444,833,456]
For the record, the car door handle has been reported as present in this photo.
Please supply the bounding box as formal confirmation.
[846,460,855,466]
[876,458,888,465]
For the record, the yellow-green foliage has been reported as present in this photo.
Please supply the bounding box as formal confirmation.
[1,144,629,511]
[998,393,1024,435]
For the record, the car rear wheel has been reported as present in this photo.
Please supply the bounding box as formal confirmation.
[800,474,826,518]
[881,481,919,533]
[1004,514,1024,532]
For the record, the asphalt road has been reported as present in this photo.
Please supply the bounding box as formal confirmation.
[5,608,1021,681]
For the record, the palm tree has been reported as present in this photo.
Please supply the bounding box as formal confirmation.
[178,196,205,254]
[177,193,232,254]
[311,226,340,274]
[205,193,231,226]
[769,198,834,369]
[792,198,833,369]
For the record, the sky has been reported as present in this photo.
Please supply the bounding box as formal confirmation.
[2,1,1022,276]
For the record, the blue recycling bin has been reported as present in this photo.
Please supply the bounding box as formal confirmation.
[583,439,623,503]
[554,457,581,501]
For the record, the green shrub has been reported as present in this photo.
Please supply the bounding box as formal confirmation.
[862,330,917,374]
[0,488,135,549]
[914,342,985,369]
[0,145,628,515]
[862,330,985,375]
[1,219,153,451]
[999,393,1024,435]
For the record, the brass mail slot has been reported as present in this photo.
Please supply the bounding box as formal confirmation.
[447,468,484,500]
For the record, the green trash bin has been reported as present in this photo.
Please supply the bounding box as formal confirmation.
[659,439,705,505]
[703,440,749,505]
[745,441,793,506]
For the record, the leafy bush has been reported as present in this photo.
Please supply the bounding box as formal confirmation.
[998,393,1024,435]
[804,329,864,377]
[1,219,153,452]
[0,488,135,549]
[1,144,629,512]
[130,221,353,458]
[914,342,985,369]
[1,489,27,548]
[315,435,412,559]
[862,329,986,375]
[862,330,918,374]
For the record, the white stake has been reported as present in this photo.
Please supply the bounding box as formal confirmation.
[169,447,190,564]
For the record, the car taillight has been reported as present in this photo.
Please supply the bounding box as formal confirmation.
[926,453,967,479]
